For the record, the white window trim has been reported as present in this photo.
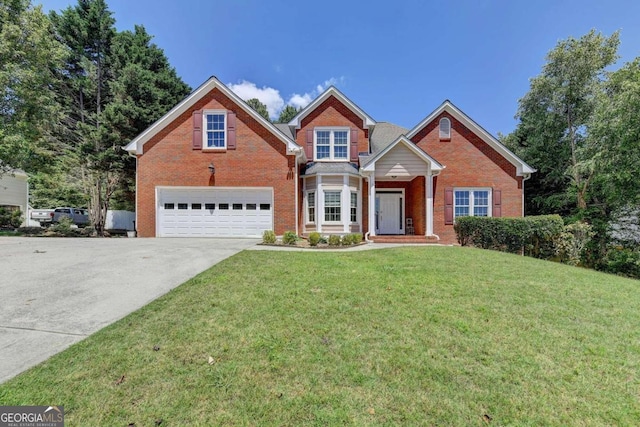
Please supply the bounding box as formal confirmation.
[306,191,316,224]
[314,127,350,162]
[454,187,492,219]
[203,110,227,150]
[323,190,342,223]
[350,192,358,223]
[439,117,451,139]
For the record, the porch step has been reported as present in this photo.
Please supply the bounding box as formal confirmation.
[370,235,439,244]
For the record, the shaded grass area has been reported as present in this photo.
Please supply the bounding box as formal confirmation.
[1,247,639,425]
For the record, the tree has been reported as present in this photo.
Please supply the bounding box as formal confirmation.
[246,98,270,121]
[49,1,190,230]
[589,58,640,210]
[276,105,300,123]
[50,0,116,235]
[0,0,65,175]
[104,25,191,210]
[507,30,619,214]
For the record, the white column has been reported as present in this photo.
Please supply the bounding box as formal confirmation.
[426,173,433,236]
[342,175,350,233]
[317,176,323,233]
[368,173,376,236]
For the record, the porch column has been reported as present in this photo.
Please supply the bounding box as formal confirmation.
[317,175,323,233]
[342,175,350,233]
[426,172,433,236]
[367,173,376,236]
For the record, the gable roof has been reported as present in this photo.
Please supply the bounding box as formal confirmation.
[287,86,376,129]
[406,100,535,176]
[124,76,302,156]
[361,135,444,173]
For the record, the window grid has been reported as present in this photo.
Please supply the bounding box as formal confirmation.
[334,131,348,159]
[316,131,331,159]
[454,189,490,219]
[315,129,349,161]
[350,192,357,223]
[307,192,316,223]
[205,113,226,148]
[324,191,341,222]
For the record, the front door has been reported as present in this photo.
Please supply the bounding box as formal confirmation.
[376,192,403,234]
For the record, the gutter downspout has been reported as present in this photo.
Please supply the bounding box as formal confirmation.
[293,147,304,236]
[522,173,532,216]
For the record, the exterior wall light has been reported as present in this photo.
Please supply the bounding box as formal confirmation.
[208,163,215,174]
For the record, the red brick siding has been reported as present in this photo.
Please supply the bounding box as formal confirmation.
[296,95,369,161]
[136,87,296,237]
[413,112,523,244]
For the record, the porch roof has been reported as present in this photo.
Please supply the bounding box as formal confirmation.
[301,162,360,176]
[360,135,444,176]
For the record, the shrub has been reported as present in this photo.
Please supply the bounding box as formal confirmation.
[555,221,594,266]
[603,246,640,278]
[308,232,321,247]
[328,234,341,246]
[0,207,22,229]
[351,233,363,244]
[52,216,74,234]
[454,215,564,257]
[282,231,298,245]
[262,230,276,244]
[342,234,354,246]
[17,226,45,236]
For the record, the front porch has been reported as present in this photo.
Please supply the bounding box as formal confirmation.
[361,135,444,240]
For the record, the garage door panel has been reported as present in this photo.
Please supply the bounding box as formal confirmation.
[157,187,273,238]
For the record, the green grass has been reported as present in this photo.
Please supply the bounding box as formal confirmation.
[1,247,639,426]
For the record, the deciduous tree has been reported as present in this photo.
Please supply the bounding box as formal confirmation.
[0,0,65,175]
[507,30,619,214]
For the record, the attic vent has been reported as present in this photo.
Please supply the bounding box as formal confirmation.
[439,117,451,139]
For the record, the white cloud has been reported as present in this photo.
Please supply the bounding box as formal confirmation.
[227,80,284,119]
[228,76,346,118]
[287,76,346,110]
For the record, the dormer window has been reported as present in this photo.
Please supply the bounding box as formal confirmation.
[439,117,451,140]
[315,128,349,161]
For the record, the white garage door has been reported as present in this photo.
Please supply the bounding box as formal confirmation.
[157,187,273,237]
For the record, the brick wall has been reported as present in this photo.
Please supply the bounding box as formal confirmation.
[136,87,296,237]
[412,112,523,244]
[296,95,369,158]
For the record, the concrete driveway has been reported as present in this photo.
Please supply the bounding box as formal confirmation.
[0,237,257,383]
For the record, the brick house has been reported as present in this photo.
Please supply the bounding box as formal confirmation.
[124,76,534,244]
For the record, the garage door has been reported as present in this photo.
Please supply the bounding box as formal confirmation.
[157,187,273,237]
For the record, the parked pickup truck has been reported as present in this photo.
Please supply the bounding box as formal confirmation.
[30,208,54,226]
[51,207,90,227]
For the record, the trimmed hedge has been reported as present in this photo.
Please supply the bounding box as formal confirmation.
[454,215,564,258]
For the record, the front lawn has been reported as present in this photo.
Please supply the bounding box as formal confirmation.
[1,247,638,425]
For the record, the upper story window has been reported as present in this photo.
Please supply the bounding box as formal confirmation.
[454,189,490,218]
[315,128,349,161]
[439,117,451,140]
[204,110,226,149]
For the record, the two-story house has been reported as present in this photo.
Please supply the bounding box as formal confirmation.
[124,76,534,244]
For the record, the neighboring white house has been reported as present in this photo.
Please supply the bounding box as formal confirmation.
[0,170,29,226]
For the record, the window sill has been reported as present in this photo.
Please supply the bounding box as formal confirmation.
[203,147,227,152]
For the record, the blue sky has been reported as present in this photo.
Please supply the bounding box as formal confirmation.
[40,0,640,136]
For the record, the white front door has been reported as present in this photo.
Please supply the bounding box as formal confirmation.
[376,192,403,234]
